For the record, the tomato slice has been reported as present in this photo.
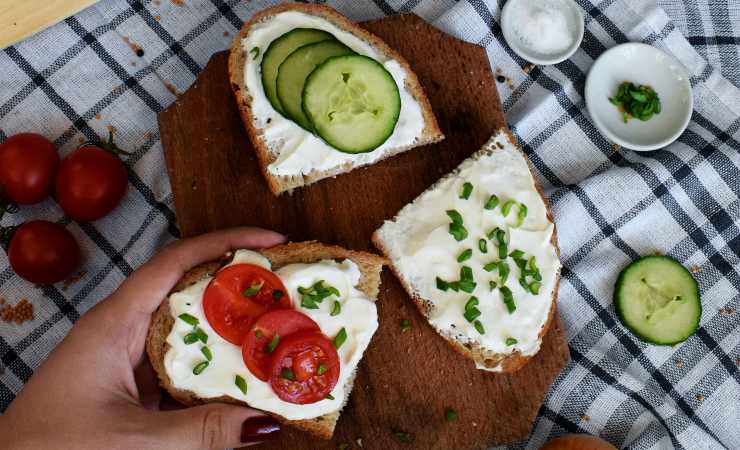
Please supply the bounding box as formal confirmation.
[268,331,340,404]
[203,264,291,345]
[242,310,320,381]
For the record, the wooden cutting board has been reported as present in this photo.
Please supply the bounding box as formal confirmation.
[159,14,570,450]
[0,0,100,49]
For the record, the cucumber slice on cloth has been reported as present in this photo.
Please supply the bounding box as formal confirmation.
[614,255,701,345]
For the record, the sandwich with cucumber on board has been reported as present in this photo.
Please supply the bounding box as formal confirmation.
[228,3,444,195]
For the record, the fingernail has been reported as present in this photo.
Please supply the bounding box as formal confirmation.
[241,416,281,444]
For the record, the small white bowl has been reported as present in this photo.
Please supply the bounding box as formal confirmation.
[585,43,693,151]
[501,0,584,65]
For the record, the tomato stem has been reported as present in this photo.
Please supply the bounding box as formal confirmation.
[79,131,131,157]
[0,225,18,251]
[0,191,19,223]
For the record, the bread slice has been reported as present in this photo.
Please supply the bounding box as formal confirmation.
[372,129,561,373]
[228,3,444,195]
[146,241,386,439]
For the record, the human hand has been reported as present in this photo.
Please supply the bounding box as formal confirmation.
[0,227,286,450]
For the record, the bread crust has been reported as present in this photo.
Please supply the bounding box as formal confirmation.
[227,3,444,195]
[146,241,386,440]
[371,128,561,373]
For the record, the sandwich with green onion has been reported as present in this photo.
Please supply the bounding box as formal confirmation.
[372,129,561,372]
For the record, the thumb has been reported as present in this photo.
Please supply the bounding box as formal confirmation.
[149,403,281,449]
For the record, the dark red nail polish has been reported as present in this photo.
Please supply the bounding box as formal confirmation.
[241,416,281,444]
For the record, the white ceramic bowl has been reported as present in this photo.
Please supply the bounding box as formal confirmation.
[585,43,693,151]
[501,0,584,65]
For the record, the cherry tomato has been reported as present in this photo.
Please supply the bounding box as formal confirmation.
[242,310,319,381]
[8,221,80,285]
[55,145,128,221]
[0,133,59,204]
[203,264,291,345]
[268,331,340,404]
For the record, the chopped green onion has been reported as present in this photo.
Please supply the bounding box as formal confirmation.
[183,332,199,345]
[201,346,212,361]
[460,182,473,199]
[326,393,335,400]
[401,319,412,333]
[484,195,499,210]
[445,408,459,422]
[448,281,461,292]
[519,277,529,290]
[509,249,525,260]
[463,307,481,322]
[235,375,248,394]
[272,290,284,300]
[478,239,487,253]
[393,431,414,443]
[460,266,474,280]
[516,203,528,227]
[529,281,542,295]
[195,328,208,344]
[331,300,341,316]
[457,280,476,293]
[243,281,263,297]
[193,361,209,375]
[255,329,263,338]
[501,286,516,313]
[249,47,260,59]
[178,313,198,326]
[265,334,280,353]
[473,320,485,334]
[499,261,510,284]
[334,328,348,349]
[281,367,295,381]
[446,209,463,224]
[449,222,468,241]
[484,261,498,272]
[528,256,538,271]
[486,227,499,240]
[464,296,479,311]
[317,364,328,375]
[457,248,472,262]
[436,277,449,291]
[495,228,507,245]
[299,280,340,310]
[498,240,508,260]
[506,337,518,346]
[501,200,516,216]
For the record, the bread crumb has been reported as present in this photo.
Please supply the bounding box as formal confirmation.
[143,132,153,141]
[153,0,160,5]
[675,359,684,368]
[165,82,179,96]
[719,307,735,316]
[94,113,101,120]
[171,0,184,5]
[581,414,590,422]
[78,136,86,144]
[356,437,363,447]
[106,125,117,135]
[495,68,502,74]
[155,15,161,21]
[62,271,87,291]
[523,64,535,74]
[696,394,705,402]
[223,31,230,37]
[0,298,34,324]
[612,143,620,153]
[122,36,144,57]
[691,266,701,273]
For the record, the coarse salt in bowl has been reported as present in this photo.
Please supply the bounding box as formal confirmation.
[501,0,585,65]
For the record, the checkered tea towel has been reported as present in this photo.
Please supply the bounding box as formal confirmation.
[0,1,738,449]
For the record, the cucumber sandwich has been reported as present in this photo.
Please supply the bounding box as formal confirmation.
[229,3,443,195]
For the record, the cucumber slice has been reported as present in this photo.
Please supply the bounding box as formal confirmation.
[614,255,701,345]
[302,55,401,153]
[276,40,355,130]
[260,28,334,114]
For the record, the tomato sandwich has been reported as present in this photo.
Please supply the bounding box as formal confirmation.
[146,241,386,439]
[373,130,561,372]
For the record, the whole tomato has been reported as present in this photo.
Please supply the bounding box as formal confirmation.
[7,221,81,285]
[0,133,59,204]
[55,135,128,222]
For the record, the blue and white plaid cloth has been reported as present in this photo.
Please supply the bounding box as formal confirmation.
[1,1,738,449]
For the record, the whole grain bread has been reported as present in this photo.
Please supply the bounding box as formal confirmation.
[372,129,561,373]
[146,241,386,440]
[228,3,444,195]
